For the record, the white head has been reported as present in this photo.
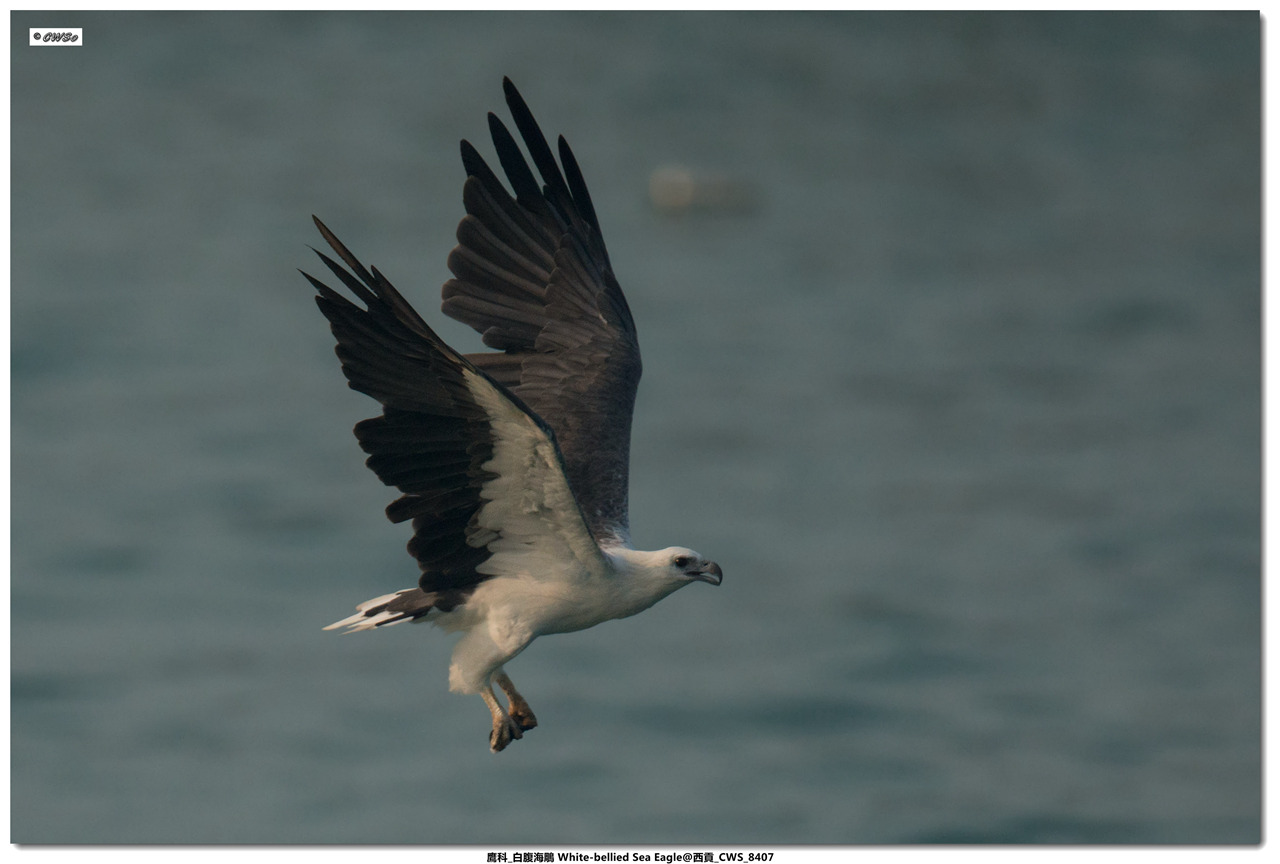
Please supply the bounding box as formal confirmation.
[661,546,723,586]
[592,545,725,624]
[610,545,723,589]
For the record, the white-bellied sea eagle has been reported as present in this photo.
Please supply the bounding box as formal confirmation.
[303,78,722,752]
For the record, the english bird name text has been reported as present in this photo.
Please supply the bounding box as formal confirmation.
[553,856,773,863]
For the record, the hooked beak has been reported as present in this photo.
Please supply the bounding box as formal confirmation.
[691,561,723,586]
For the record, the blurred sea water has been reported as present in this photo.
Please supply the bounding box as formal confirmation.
[9,11,1260,844]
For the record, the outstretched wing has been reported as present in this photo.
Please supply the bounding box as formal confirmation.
[442,77,641,544]
[304,217,609,611]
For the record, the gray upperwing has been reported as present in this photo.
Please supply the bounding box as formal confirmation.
[441,78,642,543]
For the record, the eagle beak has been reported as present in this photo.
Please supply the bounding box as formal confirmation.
[693,561,723,586]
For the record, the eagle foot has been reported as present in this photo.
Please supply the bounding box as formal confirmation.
[509,704,538,731]
[490,716,524,752]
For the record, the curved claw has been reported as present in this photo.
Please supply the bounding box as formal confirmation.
[490,716,524,752]
[510,705,538,732]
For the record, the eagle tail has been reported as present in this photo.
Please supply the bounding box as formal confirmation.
[323,588,440,632]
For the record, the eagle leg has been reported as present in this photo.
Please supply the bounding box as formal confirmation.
[495,670,538,731]
[481,686,523,752]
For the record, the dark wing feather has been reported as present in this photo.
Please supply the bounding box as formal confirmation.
[306,216,556,600]
[441,78,641,543]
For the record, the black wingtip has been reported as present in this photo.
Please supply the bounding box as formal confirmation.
[312,215,342,257]
[312,216,375,285]
[557,135,601,236]
[487,111,543,208]
[460,139,484,178]
[502,77,526,117]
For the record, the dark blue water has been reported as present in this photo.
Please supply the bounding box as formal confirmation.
[10,11,1260,844]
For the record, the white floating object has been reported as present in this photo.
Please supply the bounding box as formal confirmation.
[649,164,757,215]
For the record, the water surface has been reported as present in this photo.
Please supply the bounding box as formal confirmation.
[10,11,1260,844]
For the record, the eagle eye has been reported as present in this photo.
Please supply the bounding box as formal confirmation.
[673,555,692,569]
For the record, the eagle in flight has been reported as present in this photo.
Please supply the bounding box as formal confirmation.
[303,79,722,752]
